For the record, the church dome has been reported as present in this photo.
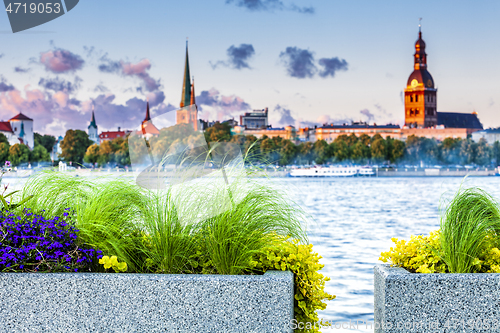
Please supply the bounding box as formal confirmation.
[407,69,434,88]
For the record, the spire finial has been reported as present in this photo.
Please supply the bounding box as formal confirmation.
[419,18,422,36]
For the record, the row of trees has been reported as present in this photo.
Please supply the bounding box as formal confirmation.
[0,133,54,166]
[204,122,499,166]
[3,123,498,167]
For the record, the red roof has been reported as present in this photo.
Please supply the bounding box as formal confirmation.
[99,131,127,140]
[9,113,33,121]
[0,122,13,133]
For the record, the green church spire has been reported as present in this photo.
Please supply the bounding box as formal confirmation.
[180,40,192,108]
[88,105,97,129]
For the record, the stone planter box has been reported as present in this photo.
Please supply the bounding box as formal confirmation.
[375,264,500,332]
[0,270,293,332]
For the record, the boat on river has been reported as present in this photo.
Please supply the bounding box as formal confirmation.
[289,166,375,177]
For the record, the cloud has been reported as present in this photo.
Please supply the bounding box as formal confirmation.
[359,109,375,123]
[38,76,82,93]
[0,77,15,92]
[226,0,314,14]
[98,56,161,92]
[94,84,109,93]
[146,91,165,108]
[318,57,348,78]
[83,46,95,58]
[196,88,251,121]
[279,47,316,78]
[211,44,255,70]
[296,114,352,128]
[40,48,84,73]
[273,104,295,126]
[0,54,4,59]
[14,67,30,73]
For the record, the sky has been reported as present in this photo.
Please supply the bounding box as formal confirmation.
[0,0,499,136]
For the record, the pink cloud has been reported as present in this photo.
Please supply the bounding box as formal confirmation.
[40,49,84,73]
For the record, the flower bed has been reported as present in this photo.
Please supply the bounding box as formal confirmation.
[0,171,334,333]
[376,186,500,332]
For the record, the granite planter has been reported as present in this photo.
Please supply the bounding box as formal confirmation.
[0,270,293,333]
[374,264,500,333]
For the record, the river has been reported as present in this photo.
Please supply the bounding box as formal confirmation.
[4,173,500,332]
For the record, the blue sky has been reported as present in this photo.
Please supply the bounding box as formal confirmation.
[0,0,499,135]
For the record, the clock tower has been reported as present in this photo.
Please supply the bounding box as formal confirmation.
[404,26,437,128]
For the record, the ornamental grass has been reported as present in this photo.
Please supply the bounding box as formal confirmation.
[381,186,500,274]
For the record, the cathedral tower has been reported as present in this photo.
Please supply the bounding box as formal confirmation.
[176,41,198,131]
[404,25,437,128]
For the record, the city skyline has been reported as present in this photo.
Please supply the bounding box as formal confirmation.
[0,1,499,136]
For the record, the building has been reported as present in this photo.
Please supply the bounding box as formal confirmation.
[404,26,437,128]
[0,112,35,149]
[402,26,482,139]
[176,42,199,131]
[99,127,132,142]
[472,128,500,145]
[240,108,268,129]
[232,125,297,141]
[316,123,401,143]
[88,105,99,145]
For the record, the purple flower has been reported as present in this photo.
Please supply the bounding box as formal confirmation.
[4,161,10,167]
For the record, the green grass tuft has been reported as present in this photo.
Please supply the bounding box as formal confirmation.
[440,186,500,273]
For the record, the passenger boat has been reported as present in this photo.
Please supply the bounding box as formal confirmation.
[289,166,374,177]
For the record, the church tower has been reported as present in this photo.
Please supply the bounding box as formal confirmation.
[88,105,99,144]
[176,41,198,131]
[404,24,437,128]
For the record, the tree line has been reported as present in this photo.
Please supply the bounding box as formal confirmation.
[3,123,499,167]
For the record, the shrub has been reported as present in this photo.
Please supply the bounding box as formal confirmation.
[0,209,102,272]
[379,230,446,273]
[253,235,335,333]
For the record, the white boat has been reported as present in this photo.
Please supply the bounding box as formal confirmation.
[289,166,374,177]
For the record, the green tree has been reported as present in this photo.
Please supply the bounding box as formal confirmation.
[332,137,349,161]
[474,139,490,166]
[8,144,30,166]
[0,142,9,164]
[492,141,500,166]
[391,140,406,163]
[204,122,232,142]
[358,134,371,146]
[297,142,314,164]
[279,140,297,166]
[60,130,93,164]
[260,136,277,163]
[84,144,100,164]
[351,141,370,162]
[30,145,50,162]
[371,138,386,162]
[313,140,330,164]
[439,137,462,165]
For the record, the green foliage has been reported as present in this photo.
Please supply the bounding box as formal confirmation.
[34,133,56,153]
[204,121,232,142]
[380,230,447,273]
[0,142,10,164]
[60,129,93,164]
[30,145,51,162]
[8,143,30,166]
[254,236,335,333]
[17,172,147,271]
[440,187,500,273]
[381,186,500,274]
[84,137,130,166]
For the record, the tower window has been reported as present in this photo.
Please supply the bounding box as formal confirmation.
[415,95,418,102]
[410,96,413,102]
[415,109,419,115]
[410,109,414,116]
